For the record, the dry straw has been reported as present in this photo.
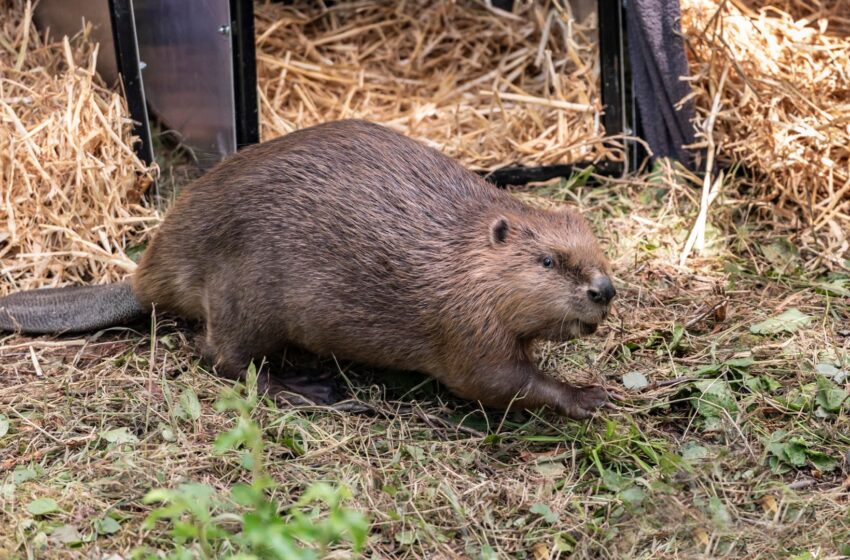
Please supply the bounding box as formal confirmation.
[0,0,158,296]
[682,0,850,264]
[4,0,848,297]
[254,0,614,171]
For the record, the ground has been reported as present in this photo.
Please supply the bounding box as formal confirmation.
[1,167,848,559]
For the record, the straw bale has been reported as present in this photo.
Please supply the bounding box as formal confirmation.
[254,0,614,171]
[682,0,850,258]
[0,1,158,296]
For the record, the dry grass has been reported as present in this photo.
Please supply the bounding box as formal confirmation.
[682,0,850,268]
[254,0,615,171]
[0,0,158,297]
[2,175,848,558]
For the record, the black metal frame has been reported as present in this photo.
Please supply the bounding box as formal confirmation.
[597,0,627,175]
[230,0,260,148]
[601,0,647,173]
[482,161,621,188]
[485,0,644,187]
[107,0,154,166]
[107,0,634,185]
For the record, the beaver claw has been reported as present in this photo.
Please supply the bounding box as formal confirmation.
[561,385,610,419]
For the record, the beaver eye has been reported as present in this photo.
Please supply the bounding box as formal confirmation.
[542,257,553,268]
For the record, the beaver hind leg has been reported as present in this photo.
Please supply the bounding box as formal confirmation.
[198,314,341,406]
[273,366,342,405]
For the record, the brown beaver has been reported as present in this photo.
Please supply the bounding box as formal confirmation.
[0,120,616,418]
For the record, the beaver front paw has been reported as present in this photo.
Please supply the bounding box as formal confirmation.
[560,385,610,419]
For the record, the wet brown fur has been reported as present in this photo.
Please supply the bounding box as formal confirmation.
[133,120,614,418]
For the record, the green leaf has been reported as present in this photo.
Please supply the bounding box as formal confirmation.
[805,450,837,472]
[707,497,731,528]
[395,530,417,545]
[742,374,760,393]
[768,455,792,475]
[158,334,176,350]
[51,524,82,545]
[179,388,202,421]
[669,324,686,350]
[530,503,558,523]
[782,384,816,411]
[231,483,261,507]
[142,488,176,505]
[693,363,723,376]
[172,520,200,540]
[600,469,626,492]
[815,376,848,413]
[815,362,840,376]
[618,486,646,507]
[27,497,59,516]
[13,466,38,484]
[533,462,566,478]
[762,376,783,392]
[561,165,594,191]
[554,533,577,553]
[724,357,755,369]
[750,308,812,335]
[622,371,649,389]
[784,439,809,467]
[692,379,737,418]
[0,414,9,437]
[100,427,138,445]
[761,238,799,274]
[245,362,259,401]
[813,279,850,297]
[214,426,245,453]
[177,483,216,506]
[680,442,709,461]
[404,445,425,461]
[239,451,255,470]
[744,374,782,393]
[126,243,147,263]
[767,441,787,460]
[94,516,121,535]
[815,363,848,384]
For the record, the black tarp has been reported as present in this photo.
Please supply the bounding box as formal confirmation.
[626,0,698,169]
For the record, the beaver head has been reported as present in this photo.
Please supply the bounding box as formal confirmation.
[485,206,615,341]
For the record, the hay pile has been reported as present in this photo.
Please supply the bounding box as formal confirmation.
[254,0,613,171]
[5,0,848,297]
[0,1,157,296]
[682,0,850,263]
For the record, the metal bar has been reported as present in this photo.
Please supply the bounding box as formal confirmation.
[490,0,515,10]
[480,0,639,187]
[230,0,259,148]
[621,1,648,171]
[480,161,621,188]
[596,0,627,175]
[107,0,154,166]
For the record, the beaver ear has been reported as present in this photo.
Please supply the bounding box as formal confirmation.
[489,217,510,246]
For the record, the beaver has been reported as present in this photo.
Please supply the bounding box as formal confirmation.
[0,120,616,418]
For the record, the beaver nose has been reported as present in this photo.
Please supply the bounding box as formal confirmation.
[587,276,616,305]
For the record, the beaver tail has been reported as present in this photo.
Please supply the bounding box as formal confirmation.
[0,281,146,334]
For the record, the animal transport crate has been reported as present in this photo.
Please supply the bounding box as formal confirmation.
[34,0,645,184]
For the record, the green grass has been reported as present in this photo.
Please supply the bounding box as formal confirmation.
[1,172,848,558]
